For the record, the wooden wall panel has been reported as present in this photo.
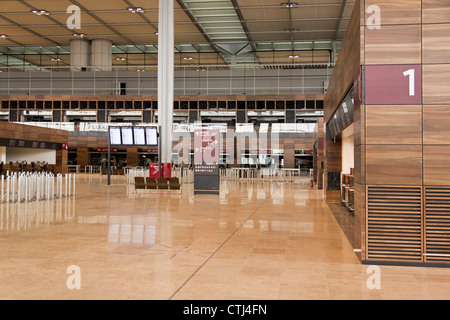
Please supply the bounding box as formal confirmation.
[325,139,342,203]
[423,105,450,145]
[127,148,138,167]
[354,144,365,185]
[365,105,422,145]
[364,25,422,65]
[423,145,450,186]
[324,0,360,123]
[366,145,422,186]
[364,0,421,25]
[423,23,450,64]
[354,104,365,148]
[77,147,88,168]
[423,0,450,24]
[423,64,450,105]
[283,143,295,169]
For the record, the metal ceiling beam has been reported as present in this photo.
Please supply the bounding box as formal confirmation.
[176,0,227,64]
[229,0,260,64]
[335,0,347,40]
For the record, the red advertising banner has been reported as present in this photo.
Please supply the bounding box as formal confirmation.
[149,163,171,178]
[194,129,220,164]
[365,65,422,105]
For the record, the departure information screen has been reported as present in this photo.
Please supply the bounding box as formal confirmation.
[109,126,158,146]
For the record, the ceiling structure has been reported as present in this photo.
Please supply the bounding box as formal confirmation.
[0,0,354,69]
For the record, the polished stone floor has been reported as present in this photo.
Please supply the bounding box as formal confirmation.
[0,174,449,300]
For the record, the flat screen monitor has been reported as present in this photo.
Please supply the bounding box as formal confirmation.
[145,127,158,146]
[121,127,134,145]
[109,127,122,145]
[133,127,146,146]
[32,142,39,148]
[40,142,46,149]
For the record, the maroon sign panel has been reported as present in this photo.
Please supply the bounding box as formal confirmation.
[365,65,422,105]
[194,129,220,164]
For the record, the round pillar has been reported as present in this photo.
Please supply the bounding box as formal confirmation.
[91,39,112,71]
[70,39,90,71]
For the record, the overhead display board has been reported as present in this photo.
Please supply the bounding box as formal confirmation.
[109,127,122,146]
[145,127,158,146]
[133,127,146,146]
[109,126,159,146]
[121,127,134,145]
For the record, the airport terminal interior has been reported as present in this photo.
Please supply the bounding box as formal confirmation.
[1,0,450,300]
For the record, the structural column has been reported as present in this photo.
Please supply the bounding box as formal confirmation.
[91,39,112,71]
[70,39,90,71]
[158,0,174,164]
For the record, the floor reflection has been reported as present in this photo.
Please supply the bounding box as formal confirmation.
[0,197,76,232]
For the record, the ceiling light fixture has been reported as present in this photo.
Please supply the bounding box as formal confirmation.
[282,2,298,8]
[289,54,299,59]
[0,35,8,39]
[32,10,50,16]
[115,57,126,61]
[51,58,61,61]
[73,33,86,38]
[128,7,144,13]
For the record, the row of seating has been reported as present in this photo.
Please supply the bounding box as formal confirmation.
[134,177,181,191]
[1,162,55,175]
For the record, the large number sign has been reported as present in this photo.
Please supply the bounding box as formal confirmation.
[365,65,422,105]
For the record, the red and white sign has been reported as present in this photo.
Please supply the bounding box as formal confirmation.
[194,129,220,164]
[365,65,422,105]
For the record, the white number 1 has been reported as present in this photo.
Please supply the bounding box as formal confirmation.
[403,69,415,97]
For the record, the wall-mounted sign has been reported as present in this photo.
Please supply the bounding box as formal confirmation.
[365,65,422,105]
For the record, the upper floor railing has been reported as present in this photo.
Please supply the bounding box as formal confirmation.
[0,63,333,96]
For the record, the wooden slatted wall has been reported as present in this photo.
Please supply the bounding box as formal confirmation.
[367,186,423,262]
[425,187,450,263]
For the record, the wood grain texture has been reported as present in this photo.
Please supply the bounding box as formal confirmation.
[77,147,88,168]
[366,145,422,186]
[423,0,450,24]
[423,64,450,105]
[354,144,366,185]
[423,105,450,145]
[364,0,422,25]
[365,105,422,145]
[365,24,422,65]
[354,104,365,148]
[423,23,450,64]
[324,0,360,123]
[423,145,450,186]
[0,122,68,144]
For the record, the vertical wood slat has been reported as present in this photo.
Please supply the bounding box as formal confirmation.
[367,186,423,262]
[425,187,450,263]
